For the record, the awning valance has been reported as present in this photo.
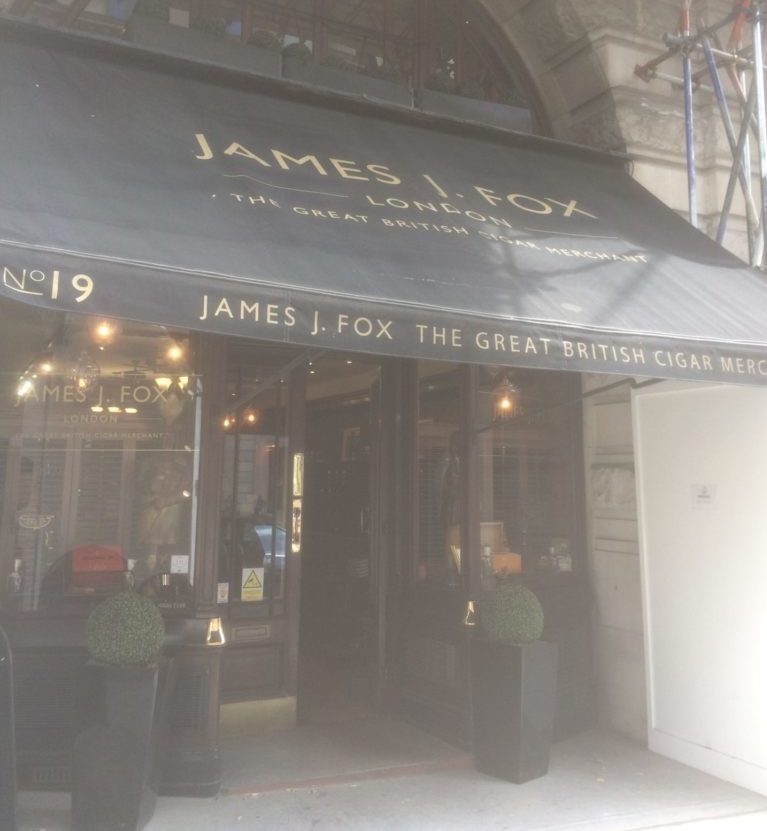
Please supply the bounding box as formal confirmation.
[3,24,767,384]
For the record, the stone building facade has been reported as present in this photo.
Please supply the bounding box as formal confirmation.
[478,0,744,742]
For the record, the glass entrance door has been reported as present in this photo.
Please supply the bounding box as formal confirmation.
[296,353,387,722]
[396,361,473,744]
[217,342,306,704]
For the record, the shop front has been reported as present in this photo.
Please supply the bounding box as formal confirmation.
[2,17,767,796]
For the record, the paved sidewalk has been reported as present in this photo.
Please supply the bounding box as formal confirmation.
[16,723,767,830]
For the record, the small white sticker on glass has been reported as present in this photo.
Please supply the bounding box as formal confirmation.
[170,555,190,574]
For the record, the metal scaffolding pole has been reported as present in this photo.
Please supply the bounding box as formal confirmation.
[701,37,758,250]
[752,3,767,257]
[635,0,767,268]
[682,1,699,226]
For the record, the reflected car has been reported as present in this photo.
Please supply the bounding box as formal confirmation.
[222,518,287,565]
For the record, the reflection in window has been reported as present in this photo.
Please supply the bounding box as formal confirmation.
[477,370,581,588]
[169,0,530,110]
[416,363,463,586]
[0,305,200,612]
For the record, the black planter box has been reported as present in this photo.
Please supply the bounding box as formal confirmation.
[127,16,281,77]
[471,639,557,784]
[159,639,222,797]
[282,56,413,106]
[417,88,532,132]
[72,663,160,831]
[5,616,220,797]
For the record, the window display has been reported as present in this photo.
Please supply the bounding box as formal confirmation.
[0,301,200,612]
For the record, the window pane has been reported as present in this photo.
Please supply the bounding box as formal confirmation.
[252,0,315,47]
[219,344,293,608]
[0,302,200,612]
[326,0,384,27]
[416,362,462,586]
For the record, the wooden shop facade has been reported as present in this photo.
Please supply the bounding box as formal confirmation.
[1,17,767,795]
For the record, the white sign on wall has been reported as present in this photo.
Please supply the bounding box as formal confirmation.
[691,483,717,509]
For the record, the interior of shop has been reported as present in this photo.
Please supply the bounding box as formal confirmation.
[0,304,592,788]
[299,355,380,723]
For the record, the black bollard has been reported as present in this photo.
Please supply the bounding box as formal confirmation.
[0,624,16,831]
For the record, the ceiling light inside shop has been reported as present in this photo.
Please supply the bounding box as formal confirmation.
[167,343,184,362]
[91,405,104,413]
[154,376,172,391]
[492,375,521,421]
[16,378,34,398]
[93,319,116,342]
[71,351,100,393]
[36,353,54,374]
[124,407,138,414]
[107,405,121,413]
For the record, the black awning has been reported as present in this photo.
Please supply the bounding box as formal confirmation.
[2,25,767,385]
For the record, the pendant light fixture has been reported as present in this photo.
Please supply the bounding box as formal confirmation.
[71,350,101,394]
[492,374,521,421]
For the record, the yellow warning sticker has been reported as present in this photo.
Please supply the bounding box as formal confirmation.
[241,567,264,602]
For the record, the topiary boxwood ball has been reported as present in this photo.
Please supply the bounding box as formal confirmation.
[87,591,165,666]
[282,41,313,64]
[479,582,544,644]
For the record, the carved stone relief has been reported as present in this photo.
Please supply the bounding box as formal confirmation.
[569,105,626,152]
[592,464,637,513]
[517,0,586,61]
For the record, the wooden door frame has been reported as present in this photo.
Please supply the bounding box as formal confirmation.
[369,360,403,706]
[283,365,306,698]
[192,334,227,611]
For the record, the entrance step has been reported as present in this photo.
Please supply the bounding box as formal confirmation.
[220,715,466,794]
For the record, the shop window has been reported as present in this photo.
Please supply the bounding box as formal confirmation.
[476,369,582,587]
[246,0,315,48]
[416,362,463,586]
[25,0,534,116]
[0,302,200,613]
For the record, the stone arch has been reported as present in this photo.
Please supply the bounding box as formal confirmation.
[473,0,627,151]
[474,1,691,154]
[474,1,743,253]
